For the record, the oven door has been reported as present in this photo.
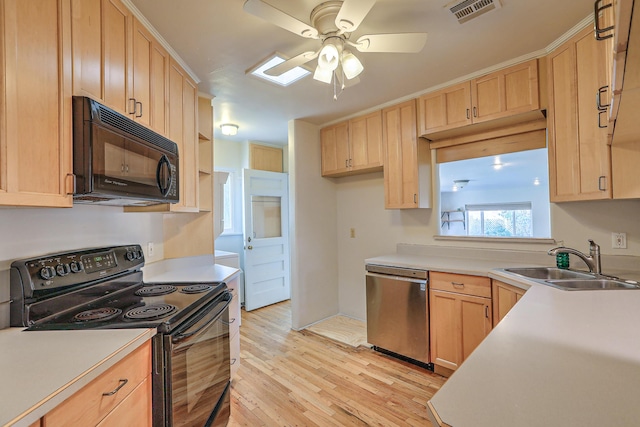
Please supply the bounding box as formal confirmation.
[164,291,232,427]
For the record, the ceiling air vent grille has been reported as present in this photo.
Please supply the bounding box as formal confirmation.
[450,0,502,24]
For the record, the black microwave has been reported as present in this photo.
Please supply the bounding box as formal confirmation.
[72,96,179,206]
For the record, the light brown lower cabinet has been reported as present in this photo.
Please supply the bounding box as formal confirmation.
[429,272,492,374]
[492,279,527,327]
[44,341,152,426]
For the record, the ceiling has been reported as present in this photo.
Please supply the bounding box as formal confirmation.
[438,149,549,192]
[129,0,593,146]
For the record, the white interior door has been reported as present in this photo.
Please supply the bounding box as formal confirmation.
[243,169,290,311]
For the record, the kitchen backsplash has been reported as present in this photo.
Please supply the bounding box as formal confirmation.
[0,205,164,329]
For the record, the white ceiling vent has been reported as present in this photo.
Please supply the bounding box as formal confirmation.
[450,0,502,24]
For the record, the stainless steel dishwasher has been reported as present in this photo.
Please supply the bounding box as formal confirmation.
[365,264,430,367]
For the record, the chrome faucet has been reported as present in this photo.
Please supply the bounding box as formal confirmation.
[547,239,601,274]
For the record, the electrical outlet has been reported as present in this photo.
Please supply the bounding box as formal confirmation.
[350,228,356,238]
[147,242,155,257]
[612,232,627,249]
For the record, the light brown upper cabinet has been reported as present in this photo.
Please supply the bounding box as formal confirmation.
[382,100,431,209]
[610,1,640,198]
[250,144,284,172]
[417,59,540,137]
[0,0,73,207]
[167,59,199,212]
[547,26,612,202]
[321,111,383,177]
[71,0,169,135]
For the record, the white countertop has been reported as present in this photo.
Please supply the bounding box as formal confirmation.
[367,251,640,426]
[0,328,155,427]
[143,257,239,283]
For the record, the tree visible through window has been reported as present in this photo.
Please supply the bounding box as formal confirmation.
[466,203,532,237]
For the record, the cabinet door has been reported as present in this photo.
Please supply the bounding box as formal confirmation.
[102,0,132,116]
[492,279,526,327]
[471,59,539,123]
[430,290,460,370]
[349,111,383,172]
[320,121,350,176]
[575,29,611,197]
[0,0,73,207]
[167,60,198,212]
[459,294,492,362]
[182,75,199,210]
[131,18,152,128]
[548,27,611,201]
[71,0,102,100]
[417,82,472,135]
[430,290,492,371]
[383,99,419,208]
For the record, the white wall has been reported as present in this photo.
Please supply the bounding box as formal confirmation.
[289,120,339,330]
[334,172,640,321]
[0,205,164,267]
[440,185,551,237]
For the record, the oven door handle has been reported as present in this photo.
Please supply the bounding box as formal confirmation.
[171,291,232,345]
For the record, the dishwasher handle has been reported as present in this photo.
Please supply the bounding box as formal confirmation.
[366,271,428,285]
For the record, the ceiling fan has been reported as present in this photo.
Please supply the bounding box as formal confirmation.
[243,0,428,95]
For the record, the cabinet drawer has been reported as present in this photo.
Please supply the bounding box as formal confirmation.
[430,272,491,298]
[45,341,151,426]
[96,376,152,427]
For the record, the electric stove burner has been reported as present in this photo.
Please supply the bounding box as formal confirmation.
[134,285,177,296]
[73,307,122,322]
[180,284,214,294]
[124,303,177,320]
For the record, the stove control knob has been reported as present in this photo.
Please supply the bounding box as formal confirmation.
[56,263,71,277]
[39,266,56,280]
[69,261,83,273]
[137,250,144,260]
[126,251,136,261]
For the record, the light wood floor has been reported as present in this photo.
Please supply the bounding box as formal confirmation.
[228,301,446,426]
[306,314,369,348]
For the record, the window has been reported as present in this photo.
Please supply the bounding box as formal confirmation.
[466,203,532,237]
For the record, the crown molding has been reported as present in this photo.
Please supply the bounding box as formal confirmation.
[121,0,201,84]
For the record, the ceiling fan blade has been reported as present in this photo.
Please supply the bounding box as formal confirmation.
[335,0,376,33]
[354,33,428,53]
[243,0,318,38]
[264,51,318,76]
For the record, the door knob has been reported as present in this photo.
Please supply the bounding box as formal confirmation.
[247,245,253,250]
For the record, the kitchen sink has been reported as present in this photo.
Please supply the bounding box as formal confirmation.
[545,279,640,290]
[504,267,595,280]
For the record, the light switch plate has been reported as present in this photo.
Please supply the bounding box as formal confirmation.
[612,232,627,249]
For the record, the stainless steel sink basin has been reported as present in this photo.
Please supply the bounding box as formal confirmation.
[504,267,595,280]
[545,279,640,290]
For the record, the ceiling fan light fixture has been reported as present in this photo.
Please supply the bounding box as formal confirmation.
[342,50,363,79]
[313,65,333,84]
[318,38,342,71]
[220,123,239,136]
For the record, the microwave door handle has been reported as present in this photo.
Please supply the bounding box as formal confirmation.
[156,155,172,196]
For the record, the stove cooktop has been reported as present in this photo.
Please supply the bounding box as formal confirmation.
[24,281,226,332]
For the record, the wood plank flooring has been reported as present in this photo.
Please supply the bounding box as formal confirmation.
[228,301,446,426]
[306,315,368,348]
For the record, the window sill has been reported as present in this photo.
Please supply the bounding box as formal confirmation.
[434,235,556,244]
